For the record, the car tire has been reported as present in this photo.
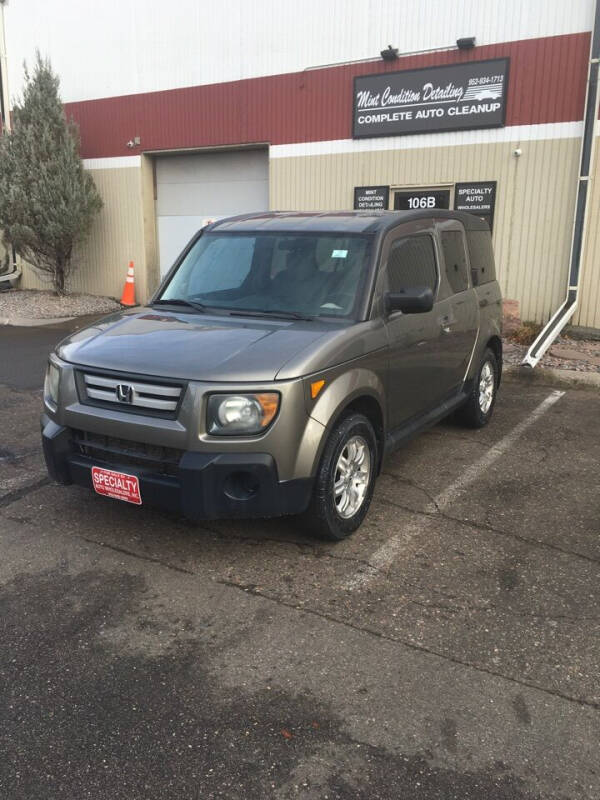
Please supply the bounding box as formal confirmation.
[456,347,499,428]
[302,413,378,541]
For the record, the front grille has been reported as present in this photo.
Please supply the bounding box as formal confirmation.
[72,430,184,476]
[81,372,183,414]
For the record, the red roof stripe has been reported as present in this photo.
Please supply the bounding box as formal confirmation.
[65,32,589,159]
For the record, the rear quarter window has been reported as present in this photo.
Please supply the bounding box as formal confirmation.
[466,230,496,285]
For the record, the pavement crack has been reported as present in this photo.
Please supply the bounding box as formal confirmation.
[185,523,319,555]
[184,523,376,569]
[423,430,492,448]
[0,446,42,462]
[380,472,441,511]
[70,530,600,711]
[403,597,460,614]
[378,496,600,567]
[400,596,600,623]
[315,550,382,570]
[481,605,600,623]
[215,577,600,713]
[0,476,51,508]
[78,536,196,575]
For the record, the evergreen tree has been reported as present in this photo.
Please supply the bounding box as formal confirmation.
[0,53,102,295]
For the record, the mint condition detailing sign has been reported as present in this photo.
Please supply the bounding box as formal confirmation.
[353,186,390,210]
[353,58,509,138]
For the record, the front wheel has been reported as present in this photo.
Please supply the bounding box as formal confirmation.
[301,413,378,540]
[456,348,499,428]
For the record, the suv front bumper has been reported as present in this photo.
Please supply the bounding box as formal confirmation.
[41,415,313,520]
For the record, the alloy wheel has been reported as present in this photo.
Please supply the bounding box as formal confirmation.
[478,361,495,414]
[333,435,371,519]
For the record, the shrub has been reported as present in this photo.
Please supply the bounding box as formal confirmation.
[0,53,102,295]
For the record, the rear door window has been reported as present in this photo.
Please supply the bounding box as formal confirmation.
[440,230,469,294]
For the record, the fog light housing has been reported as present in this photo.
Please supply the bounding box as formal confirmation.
[223,471,260,501]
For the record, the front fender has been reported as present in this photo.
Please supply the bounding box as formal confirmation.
[302,363,387,475]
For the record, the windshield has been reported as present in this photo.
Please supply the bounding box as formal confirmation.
[159,232,373,319]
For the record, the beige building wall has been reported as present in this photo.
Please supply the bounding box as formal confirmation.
[575,137,600,331]
[15,137,597,332]
[270,137,581,326]
[20,161,158,304]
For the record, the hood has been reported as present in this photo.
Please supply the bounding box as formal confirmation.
[57,308,335,382]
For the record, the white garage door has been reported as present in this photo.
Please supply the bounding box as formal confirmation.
[156,149,269,276]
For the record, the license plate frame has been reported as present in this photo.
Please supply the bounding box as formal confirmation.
[91,466,142,505]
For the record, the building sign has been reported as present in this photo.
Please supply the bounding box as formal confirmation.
[353,58,509,139]
[394,189,450,211]
[454,181,497,231]
[353,185,390,210]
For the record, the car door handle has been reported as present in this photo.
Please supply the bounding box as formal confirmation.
[439,316,453,334]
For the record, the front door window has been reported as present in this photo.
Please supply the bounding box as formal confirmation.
[387,235,438,295]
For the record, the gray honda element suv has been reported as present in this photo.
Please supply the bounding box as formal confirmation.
[42,210,502,539]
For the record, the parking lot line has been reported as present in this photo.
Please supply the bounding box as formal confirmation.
[344,389,566,590]
[425,389,565,513]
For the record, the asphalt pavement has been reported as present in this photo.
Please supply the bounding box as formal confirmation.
[0,316,100,390]
[0,320,599,799]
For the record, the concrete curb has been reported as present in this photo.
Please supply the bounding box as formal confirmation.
[0,315,76,327]
[504,364,600,390]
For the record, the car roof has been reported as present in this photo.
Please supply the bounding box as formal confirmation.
[208,210,490,235]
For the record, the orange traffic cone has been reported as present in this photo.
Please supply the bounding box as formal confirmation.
[120,261,136,306]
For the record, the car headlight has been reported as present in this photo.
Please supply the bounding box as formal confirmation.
[44,361,60,405]
[207,393,279,435]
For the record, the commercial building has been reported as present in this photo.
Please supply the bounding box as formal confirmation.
[2,0,599,332]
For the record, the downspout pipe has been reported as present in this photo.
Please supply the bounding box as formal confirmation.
[0,0,17,276]
[0,0,9,133]
[522,0,600,367]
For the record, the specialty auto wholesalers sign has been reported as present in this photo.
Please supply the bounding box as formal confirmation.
[353,58,509,138]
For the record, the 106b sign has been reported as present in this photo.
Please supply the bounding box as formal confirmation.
[394,190,450,211]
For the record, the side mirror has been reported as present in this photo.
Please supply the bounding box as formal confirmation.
[385,286,434,315]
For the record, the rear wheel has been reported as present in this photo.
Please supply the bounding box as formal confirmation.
[456,348,499,428]
[302,413,377,540]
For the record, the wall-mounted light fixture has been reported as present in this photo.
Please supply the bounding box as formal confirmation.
[307,39,477,73]
[380,44,399,61]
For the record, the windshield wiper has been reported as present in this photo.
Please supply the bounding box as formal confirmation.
[150,298,206,313]
[226,308,314,322]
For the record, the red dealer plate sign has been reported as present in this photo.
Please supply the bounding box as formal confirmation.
[91,466,142,505]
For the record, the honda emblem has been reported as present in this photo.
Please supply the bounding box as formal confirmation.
[116,384,134,404]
